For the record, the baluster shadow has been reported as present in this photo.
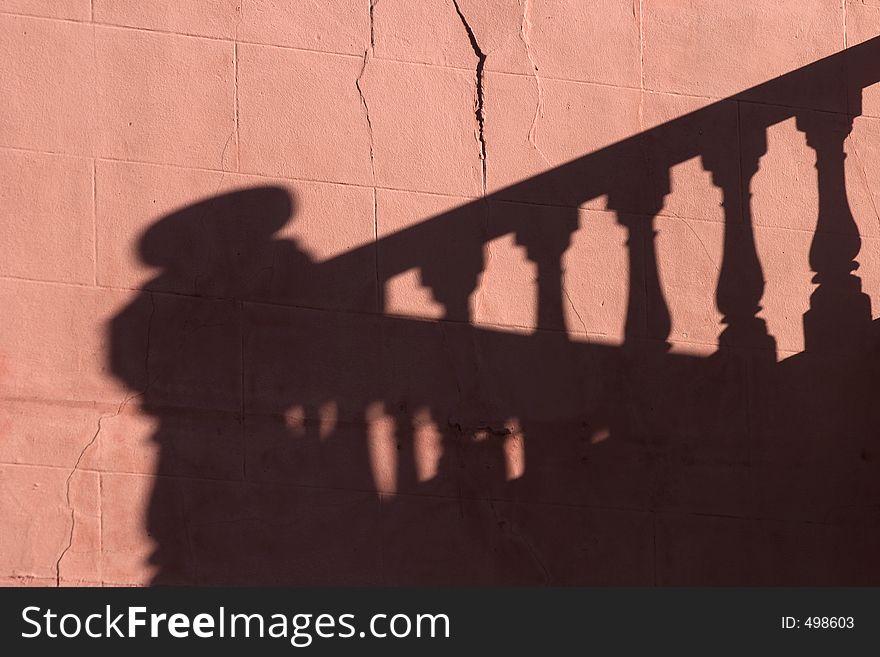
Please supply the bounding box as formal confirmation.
[108,37,880,585]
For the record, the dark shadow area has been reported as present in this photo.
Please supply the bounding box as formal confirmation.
[110,37,880,585]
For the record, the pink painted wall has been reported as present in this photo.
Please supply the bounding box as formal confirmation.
[2,1,880,585]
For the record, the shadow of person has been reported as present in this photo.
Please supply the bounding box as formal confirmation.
[108,186,383,584]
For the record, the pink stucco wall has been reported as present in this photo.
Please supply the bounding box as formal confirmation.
[2,1,880,585]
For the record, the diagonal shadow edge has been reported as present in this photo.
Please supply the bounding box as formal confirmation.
[102,35,880,586]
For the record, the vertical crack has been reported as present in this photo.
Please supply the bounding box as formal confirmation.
[233,43,240,172]
[369,0,376,49]
[520,0,547,163]
[356,52,375,194]
[359,1,380,312]
[452,0,487,194]
[356,48,380,312]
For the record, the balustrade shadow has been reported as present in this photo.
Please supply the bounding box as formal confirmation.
[109,37,880,585]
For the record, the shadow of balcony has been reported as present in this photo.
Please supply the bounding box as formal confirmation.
[107,36,880,585]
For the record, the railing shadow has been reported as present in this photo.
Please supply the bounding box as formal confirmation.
[109,37,880,585]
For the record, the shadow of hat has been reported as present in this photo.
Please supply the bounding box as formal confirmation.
[138,186,294,267]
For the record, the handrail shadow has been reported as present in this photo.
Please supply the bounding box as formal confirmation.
[108,37,880,585]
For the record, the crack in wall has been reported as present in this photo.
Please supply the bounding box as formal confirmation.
[356,54,376,189]
[55,417,100,586]
[451,0,488,193]
[358,1,380,311]
[369,0,377,49]
[355,49,381,313]
[562,284,588,336]
[520,0,547,164]
[233,42,241,172]
[55,293,156,586]
[232,2,243,171]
